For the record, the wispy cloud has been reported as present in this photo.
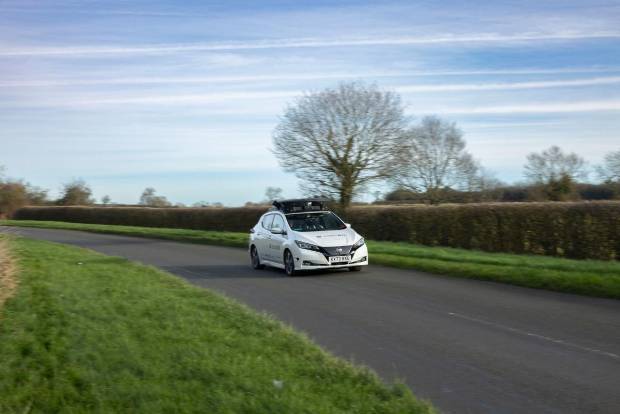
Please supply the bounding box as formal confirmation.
[3,68,620,87]
[72,90,296,106]
[430,100,620,115]
[461,121,563,129]
[396,76,620,92]
[13,90,620,117]
[2,0,619,203]
[2,31,620,57]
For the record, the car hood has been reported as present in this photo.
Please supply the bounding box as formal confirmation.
[295,229,360,247]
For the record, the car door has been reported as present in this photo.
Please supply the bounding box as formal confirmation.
[256,214,274,261]
[268,214,287,265]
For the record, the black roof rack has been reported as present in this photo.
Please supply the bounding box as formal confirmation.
[271,198,328,214]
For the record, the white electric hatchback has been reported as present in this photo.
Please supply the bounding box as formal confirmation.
[249,199,369,276]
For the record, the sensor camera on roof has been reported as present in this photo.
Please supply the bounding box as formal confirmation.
[272,198,327,213]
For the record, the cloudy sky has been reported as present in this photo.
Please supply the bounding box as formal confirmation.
[1,0,619,205]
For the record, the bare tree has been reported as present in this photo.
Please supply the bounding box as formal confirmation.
[597,150,620,183]
[57,179,94,205]
[273,82,408,208]
[25,184,48,205]
[524,146,587,183]
[264,186,283,202]
[139,187,171,207]
[471,167,504,192]
[523,146,587,201]
[393,116,480,204]
[101,195,112,205]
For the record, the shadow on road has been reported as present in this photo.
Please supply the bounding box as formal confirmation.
[163,264,351,279]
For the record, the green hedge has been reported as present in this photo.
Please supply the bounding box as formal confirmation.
[343,202,620,260]
[13,206,265,233]
[13,201,620,260]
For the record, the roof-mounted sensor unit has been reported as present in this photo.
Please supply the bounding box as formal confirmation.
[271,198,327,214]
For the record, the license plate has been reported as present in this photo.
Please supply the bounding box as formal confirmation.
[329,255,350,264]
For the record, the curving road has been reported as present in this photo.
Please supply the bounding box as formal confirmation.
[3,226,620,414]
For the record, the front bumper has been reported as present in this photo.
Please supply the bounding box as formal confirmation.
[295,244,369,270]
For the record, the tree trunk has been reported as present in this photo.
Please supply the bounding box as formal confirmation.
[339,176,354,209]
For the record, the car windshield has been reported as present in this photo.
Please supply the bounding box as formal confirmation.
[285,212,346,232]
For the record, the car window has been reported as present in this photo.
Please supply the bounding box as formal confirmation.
[285,212,346,232]
[261,214,274,230]
[271,215,285,232]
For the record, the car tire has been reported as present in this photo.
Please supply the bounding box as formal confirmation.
[250,246,264,270]
[284,250,297,277]
[349,266,362,272]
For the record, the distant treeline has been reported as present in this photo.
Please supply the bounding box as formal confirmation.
[14,201,620,261]
[381,182,620,205]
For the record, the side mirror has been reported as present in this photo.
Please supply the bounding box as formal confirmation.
[271,228,286,235]
[345,223,352,229]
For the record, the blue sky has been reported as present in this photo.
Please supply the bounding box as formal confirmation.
[1,0,619,205]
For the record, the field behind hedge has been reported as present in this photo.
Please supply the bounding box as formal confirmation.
[13,201,620,260]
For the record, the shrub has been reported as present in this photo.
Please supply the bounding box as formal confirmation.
[57,179,94,206]
[0,183,28,218]
[577,183,619,200]
[12,201,620,260]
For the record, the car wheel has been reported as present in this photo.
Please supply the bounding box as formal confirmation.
[284,250,297,276]
[349,266,362,272]
[250,246,264,270]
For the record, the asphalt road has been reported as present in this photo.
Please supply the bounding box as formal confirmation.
[3,226,620,414]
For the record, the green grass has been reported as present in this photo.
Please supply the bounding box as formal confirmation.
[368,242,620,299]
[2,220,620,299]
[0,235,433,414]
[1,220,249,248]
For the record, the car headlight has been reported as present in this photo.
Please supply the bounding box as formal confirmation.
[352,238,365,249]
[295,240,321,251]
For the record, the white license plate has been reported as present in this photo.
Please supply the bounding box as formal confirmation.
[329,255,350,263]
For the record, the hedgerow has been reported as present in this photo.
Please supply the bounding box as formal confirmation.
[13,201,620,260]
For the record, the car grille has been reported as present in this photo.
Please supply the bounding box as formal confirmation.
[321,245,352,256]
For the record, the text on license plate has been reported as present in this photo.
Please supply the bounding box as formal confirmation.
[329,255,350,263]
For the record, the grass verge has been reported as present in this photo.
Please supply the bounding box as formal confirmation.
[2,220,620,299]
[0,235,433,413]
[0,220,249,248]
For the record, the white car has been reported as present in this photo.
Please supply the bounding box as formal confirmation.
[249,199,369,276]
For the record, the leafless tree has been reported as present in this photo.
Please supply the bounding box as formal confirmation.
[264,186,283,202]
[393,116,480,204]
[272,82,408,208]
[139,187,171,207]
[524,146,587,184]
[26,185,48,205]
[596,150,620,183]
[470,167,504,192]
